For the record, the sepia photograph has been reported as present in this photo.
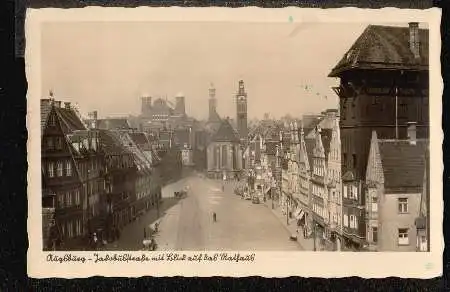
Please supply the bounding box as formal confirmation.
[26,8,442,278]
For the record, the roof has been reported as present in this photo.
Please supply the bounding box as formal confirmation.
[97,118,131,130]
[97,129,129,156]
[55,107,87,134]
[329,25,429,77]
[304,138,316,169]
[320,129,333,161]
[378,139,428,189]
[112,131,152,171]
[211,119,240,143]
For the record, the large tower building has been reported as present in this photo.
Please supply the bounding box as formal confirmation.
[236,80,248,145]
[328,22,429,250]
[208,83,218,122]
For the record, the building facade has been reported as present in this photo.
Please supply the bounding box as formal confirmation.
[207,118,243,180]
[236,80,248,146]
[328,23,429,250]
[365,127,428,251]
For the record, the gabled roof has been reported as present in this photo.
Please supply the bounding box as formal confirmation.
[320,129,333,161]
[174,128,191,146]
[211,119,240,143]
[97,118,131,130]
[55,107,87,134]
[97,129,129,156]
[112,131,152,171]
[329,25,429,77]
[378,139,428,189]
[304,138,316,170]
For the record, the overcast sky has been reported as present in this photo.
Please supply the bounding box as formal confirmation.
[40,21,406,120]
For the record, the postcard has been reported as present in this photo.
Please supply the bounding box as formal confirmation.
[26,7,443,278]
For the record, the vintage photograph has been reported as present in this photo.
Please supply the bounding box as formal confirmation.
[37,19,432,253]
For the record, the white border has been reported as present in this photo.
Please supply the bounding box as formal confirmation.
[26,7,443,278]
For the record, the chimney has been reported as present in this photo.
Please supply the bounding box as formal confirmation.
[409,22,421,59]
[64,102,71,109]
[407,121,417,145]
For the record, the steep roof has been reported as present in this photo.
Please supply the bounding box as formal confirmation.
[265,141,277,156]
[174,128,191,146]
[211,119,240,143]
[97,118,131,130]
[378,139,428,189]
[329,25,429,77]
[97,129,129,156]
[320,129,333,161]
[55,107,87,134]
[304,138,316,170]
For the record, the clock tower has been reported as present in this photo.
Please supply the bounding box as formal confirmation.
[236,79,248,145]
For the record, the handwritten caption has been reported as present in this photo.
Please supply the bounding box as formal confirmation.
[46,252,256,264]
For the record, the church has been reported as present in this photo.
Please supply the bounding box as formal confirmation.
[206,80,248,180]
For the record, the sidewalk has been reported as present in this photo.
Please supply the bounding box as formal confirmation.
[262,200,317,251]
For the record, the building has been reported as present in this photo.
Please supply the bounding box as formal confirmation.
[41,98,92,250]
[325,117,343,251]
[206,118,243,180]
[309,126,333,251]
[365,126,428,251]
[140,93,190,132]
[235,80,248,146]
[328,23,429,250]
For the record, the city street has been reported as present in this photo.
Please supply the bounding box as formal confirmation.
[105,173,301,251]
[156,174,302,251]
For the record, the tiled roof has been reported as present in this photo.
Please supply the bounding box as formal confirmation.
[329,25,429,77]
[305,138,316,170]
[113,132,152,171]
[97,118,131,130]
[211,119,240,143]
[98,129,129,156]
[129,132,149,146]
[378,139,428,189]
[320,129,333,161]
[55,107,87,134]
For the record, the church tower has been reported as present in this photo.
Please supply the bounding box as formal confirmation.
[236,80,248,144]
[208,83,218,122]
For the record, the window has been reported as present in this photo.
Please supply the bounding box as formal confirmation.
[48,162,55,178]
[58,194,65,208]
[353,185,358,200]
[398,198,408,213]
[343,153,347,168]
[55,137,63,150]
[65,161,72,176]
[344,214,349,227]
[372,227,378,243]
[48,114,56,126]
[398,228,409,245]
[349,214,358,229]
[56,161,63,177]
[371,196,378,212]
[67,221,73,238]
[343,185,348,198]
[352,154,357,169]
[61,223,65,237]
[74,190,80,205]
[75,220,82,236]
[65,192,71,207]
[47,138,54,150]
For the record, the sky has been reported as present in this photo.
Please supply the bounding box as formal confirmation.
[40,21,404,120]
